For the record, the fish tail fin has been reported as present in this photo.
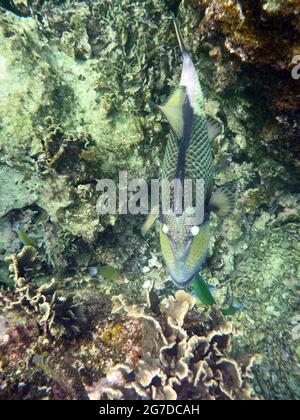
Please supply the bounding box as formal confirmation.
[209,188,236,219]
[172,15,189,58]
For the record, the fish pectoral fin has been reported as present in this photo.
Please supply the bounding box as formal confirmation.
[209,188,235,218]
[207,116,222,142]
[142,206,160,235]
[158,87,186,139]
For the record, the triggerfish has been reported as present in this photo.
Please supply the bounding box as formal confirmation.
[143,17,234,288]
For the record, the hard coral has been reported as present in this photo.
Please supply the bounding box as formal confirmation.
[88,290,257,400]
[3,247,87,338]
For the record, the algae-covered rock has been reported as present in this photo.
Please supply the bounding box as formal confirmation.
[0,1,172,265]
[0,168,39,218]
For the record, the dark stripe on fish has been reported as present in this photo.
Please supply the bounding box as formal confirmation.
[175,96,194,182]
[174,97,194,213]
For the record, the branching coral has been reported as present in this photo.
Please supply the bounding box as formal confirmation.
[88,290,257,400]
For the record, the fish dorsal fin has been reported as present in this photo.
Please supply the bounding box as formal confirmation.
[158,87,186,139]
[207,116,222,142]
[208,187,235,218]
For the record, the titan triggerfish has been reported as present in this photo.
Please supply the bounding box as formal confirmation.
[143,17,234,288]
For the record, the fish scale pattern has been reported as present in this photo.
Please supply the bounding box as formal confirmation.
[185,115,213,200]
[162,115,213,202]
[162,130,179,182]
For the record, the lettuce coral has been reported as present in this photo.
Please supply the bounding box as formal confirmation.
[88,289,257,400]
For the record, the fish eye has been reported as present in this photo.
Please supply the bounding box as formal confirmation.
[162,224,170,235]
[190,226,200,236]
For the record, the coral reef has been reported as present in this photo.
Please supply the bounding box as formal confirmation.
[0,0,300,401]
[32,352,90,400]
[184,0,300,175]
[2,246,88,337]
[0,312,46,400]
[0,266,257,400]
[88,290,257,400]
[199,0,300,72]
[0,0,174,274]
[0,269,113,399]
[36,116,93,176]
[170,1,300,399]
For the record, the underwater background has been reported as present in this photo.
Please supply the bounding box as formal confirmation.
[0,0,300,400]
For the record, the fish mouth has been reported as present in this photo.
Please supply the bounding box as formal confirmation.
[167,259,201,289]
[170,272,196,289]
[159,224,209,289]
[167,252,208,289]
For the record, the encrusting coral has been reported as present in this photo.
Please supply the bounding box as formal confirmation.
[87,289,257,400]
[198,0,300,72]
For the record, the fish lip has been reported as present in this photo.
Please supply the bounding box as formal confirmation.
[169,271,196,289]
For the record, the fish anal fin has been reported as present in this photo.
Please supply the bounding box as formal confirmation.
[207,116,222,142]
[209,188,235,218]
[158,87,186,139]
